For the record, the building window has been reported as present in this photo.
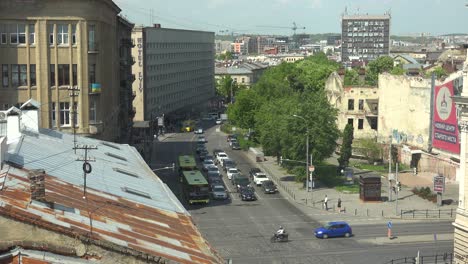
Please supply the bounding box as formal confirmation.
[11,64,19,87]
[89,99,97,123]
[241,78,245,83]
[348,99,354,110]
[2,65,8,87]
[358,119,364,130]
[88,24,95,50]
[72,64,77,86]
[30,64,36,86]
[49,24,54,44]
[369,117,378,130]
[72,24,76,45]
[58,64,70,86]
[59,102,70,126]
[347,118,353,126]
[1,33,6,44]
[50,65,55,86]
[358,99,364,110]
[19,65,27,86]
[57,24,68,45]
[51,102,56,127]
[89,64,96,84]
[28,24,35,44]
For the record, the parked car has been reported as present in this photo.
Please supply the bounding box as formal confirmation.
[207,165,220,174]
[253,172,269,186]
[204,155,214,162]
[198,136,206,143]
[212,149,223,157]
[314,221,352,239]
[198,151,208,161]
[202,160,215,171]
[229,138,238,147]
[249,168,261,179]
[215,152,228,165]
[211,184,228,200]
[226,168,240,180]
[239,186,256,201]
[207,171,223,185]
[232,174,250,191]
[194,128,204,134]
[231,141,241,150]
[222,159,236,172]
[261,180,278,194]
[196,145,206,154]
[227,134,237,142]
[216,119,222,125]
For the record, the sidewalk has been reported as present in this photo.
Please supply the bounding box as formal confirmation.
[244,149,458,221]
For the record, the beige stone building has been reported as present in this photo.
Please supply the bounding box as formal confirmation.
[131,26,215,122]
[325,72,379,139]
[0,0,134,143]
[452,53,468,264]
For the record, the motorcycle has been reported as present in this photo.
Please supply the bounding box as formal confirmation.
[271,233,289,243]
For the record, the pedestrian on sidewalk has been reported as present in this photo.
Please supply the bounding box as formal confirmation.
[323,195,328,210]
[337,198,342,213]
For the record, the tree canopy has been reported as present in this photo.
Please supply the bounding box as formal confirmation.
[228,53,340,164]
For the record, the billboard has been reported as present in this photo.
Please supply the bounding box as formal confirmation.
[432,80,460,154]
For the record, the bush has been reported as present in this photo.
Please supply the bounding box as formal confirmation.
[411,187,436,203]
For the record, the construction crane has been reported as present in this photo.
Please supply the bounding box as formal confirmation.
[256,22,306,36]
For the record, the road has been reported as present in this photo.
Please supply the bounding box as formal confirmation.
[151,121,454,264]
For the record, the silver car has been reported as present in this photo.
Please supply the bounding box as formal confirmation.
[211,184,228,200]
[202,159,215,171]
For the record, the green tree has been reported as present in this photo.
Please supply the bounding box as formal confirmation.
[227,89,263,129]
[216,51,233,61]
[365,56,395,86]
[215,75,239,102]
[344,69,361,86]
[338,124,354,167]
[359,138,382,163]
[390,65,405,75]
[426,66,447,80]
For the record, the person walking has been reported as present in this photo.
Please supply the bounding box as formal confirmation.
[323,195,328,210]
[337,198,342,213]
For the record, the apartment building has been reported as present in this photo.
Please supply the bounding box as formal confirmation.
[341,13,391,62]
[131,25,215,122]
[0,0,133,143]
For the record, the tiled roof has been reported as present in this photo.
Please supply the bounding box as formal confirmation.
[0,129,223,264]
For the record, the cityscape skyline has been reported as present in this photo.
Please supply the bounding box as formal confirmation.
[115,0,468,36]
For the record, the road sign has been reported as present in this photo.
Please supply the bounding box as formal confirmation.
[387,221,392,229]
[433,175,445,193]
[309,165,315,172]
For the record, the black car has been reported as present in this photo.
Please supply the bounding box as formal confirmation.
[239,186,256,201]
[232,174,250,190]
[249,168,261,179]
[231,142,241,150]
[207,171,223,185]
[222,159,236,172]
[261,180,278,194]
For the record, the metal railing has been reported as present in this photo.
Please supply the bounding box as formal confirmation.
[384,253,453,264]
[400,209,455,219]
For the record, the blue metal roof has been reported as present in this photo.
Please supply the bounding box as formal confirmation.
[6,128,186,214]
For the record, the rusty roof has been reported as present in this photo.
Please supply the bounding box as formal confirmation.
[0,129,223,263]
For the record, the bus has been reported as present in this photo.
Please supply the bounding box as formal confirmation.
[178,155,197,171]
[181,170,210,204]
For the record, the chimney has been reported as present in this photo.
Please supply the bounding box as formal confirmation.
[29,169,46,202]
[20,99,40,133]
[153,23,161,28]
[6,107,21,140]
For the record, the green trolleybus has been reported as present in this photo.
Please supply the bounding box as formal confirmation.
[181,170,210,204]
[178,155,197,171]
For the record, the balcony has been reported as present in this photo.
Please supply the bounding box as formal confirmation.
[365,108,378,117]
[88,42,99,53]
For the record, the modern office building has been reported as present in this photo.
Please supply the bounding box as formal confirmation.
[131,25,215,122]
[341,13,391,62]
[0,0,134,143]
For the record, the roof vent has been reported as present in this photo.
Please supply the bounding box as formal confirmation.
[105,152,127,162]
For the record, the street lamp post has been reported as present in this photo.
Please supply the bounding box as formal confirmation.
[292,114,311,192]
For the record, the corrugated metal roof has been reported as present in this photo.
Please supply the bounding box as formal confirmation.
[1,129,223,264]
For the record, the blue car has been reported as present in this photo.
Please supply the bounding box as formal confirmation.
[314,221,352,239]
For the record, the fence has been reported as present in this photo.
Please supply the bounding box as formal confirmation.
[384,253,453,264]
[400,209,455,219]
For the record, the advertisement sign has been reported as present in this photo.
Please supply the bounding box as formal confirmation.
[432,80,460,154]
[433,175,445,193]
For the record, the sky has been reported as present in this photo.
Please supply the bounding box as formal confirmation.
[114,0,468,36]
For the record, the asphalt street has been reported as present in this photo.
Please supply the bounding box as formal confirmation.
[151,120,454,264]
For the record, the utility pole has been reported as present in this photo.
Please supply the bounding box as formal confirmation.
[74,144,97,199]
[388,135,392,202]
[68,87,80,153]
[395,162,399,215]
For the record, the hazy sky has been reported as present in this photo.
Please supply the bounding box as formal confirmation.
[114,0,468,36]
